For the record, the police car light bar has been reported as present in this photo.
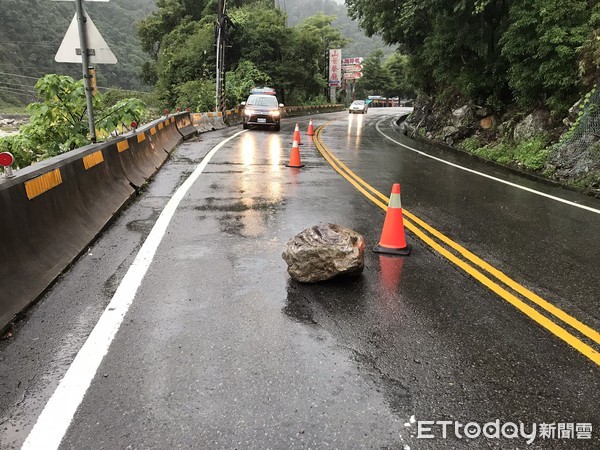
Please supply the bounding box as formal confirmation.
[250,87,276,95]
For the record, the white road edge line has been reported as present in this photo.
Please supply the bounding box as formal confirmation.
[22,129,247,450]
[376,119,600,215]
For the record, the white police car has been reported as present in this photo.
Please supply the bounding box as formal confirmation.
[241,87,284,131]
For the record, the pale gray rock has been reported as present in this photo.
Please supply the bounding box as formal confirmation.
[282,223,365,283]
[451,104,474,128]
[514,109,552,141]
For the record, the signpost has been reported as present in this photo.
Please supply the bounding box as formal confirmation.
[343,72,363,80]
[53,0,117,142]
[341,57,364,102]
[342,57,363,65]
[328,49,342,103]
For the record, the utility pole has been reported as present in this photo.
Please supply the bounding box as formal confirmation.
[75,0,96,142]
[215,0,226,114]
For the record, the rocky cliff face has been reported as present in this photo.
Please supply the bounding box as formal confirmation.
[402,94,600,195]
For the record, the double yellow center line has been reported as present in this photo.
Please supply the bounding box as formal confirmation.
[313,124,600,366]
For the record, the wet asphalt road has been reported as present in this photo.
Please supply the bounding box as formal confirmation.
[1,108,599,449]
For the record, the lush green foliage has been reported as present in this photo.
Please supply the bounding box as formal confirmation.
[501,0,590,115]
[347,0,599,116]
[175,79,216,112]
[225,61,272,107]
[138,0,351,107]
[0,0,155,109]
[0,75,148,168]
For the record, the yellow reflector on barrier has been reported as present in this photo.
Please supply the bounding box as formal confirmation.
[82,150,104,170]
[226,110,232,116]
[158,122,164,130]
[25,169,62,200]
[117,140,129,153]
[217,112,223,117]
[150,127,157,135]
[207,112,214,118]
[137,133,146,143]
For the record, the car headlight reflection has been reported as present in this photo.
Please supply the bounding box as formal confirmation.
[244,109,254,116]
[270,110,280,117]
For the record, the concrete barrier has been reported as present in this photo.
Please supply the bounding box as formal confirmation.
[173,112,198,140]
[114,123,169,189]
[282,104,345,117]
[0,141,135,329]
[191,112,227,133]
[0,112,194,330]
[154,116,183,153]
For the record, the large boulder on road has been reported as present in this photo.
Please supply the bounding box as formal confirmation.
[282,223,365,283]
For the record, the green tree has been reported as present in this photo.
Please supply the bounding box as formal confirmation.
[296,13,351,81]
[578,1,600,89]
[153,20,216,107]
[384,53,415,99]
[225,60,272,107]
[0,75,147,168]
[174,79,216,112]
[355,50,393,98]
[138,0,353,107]
[500,0,591,115]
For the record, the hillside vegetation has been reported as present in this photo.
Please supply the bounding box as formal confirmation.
[0,0,155,109]
[347,0,600,192]
[138,0,352,108]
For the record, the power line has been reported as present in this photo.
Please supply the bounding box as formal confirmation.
[0,72,151,95]
[0,85,35,93]
[97,86,151,94]
[0,71,42,81]
[0,86,37,97]
[0,81,36,90]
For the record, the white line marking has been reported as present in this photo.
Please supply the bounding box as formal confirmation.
[22,130,247,450]
[375,119,600,215]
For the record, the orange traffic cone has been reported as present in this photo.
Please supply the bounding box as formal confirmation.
[292,123,302,145]
[307,119,315,136]
[373,183,411,256]
[286,139,305,168]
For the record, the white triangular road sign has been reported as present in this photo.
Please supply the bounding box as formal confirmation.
[55,11,117,64]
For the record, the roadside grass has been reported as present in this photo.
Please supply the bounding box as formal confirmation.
[459,135,549,171]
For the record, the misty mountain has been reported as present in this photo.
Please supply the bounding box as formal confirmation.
[278,0,392,58]
[0,0,155,107]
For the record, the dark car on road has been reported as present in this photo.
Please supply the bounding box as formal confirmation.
[242,88,283,131]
